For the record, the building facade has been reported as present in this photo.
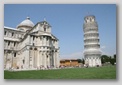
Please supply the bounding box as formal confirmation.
[83,15,102,67]
[60,59,79,67]
[60,59,80,67]
[4,17,60,70]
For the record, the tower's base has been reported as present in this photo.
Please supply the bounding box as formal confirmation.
[85,57,102,67]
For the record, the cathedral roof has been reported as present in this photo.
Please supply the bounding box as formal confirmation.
[4,26,25,32]
[17,17,34,28]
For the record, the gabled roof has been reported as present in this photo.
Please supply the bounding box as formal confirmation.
[38,21,51,27]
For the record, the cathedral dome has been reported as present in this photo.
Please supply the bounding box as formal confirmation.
[17,17,34,28]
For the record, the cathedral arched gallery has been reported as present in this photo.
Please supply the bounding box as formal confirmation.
[4,17,60,70]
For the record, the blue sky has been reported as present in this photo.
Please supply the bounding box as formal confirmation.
[4,4,116,59]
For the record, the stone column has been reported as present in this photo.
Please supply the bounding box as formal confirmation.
[4,51,8,69]
[33,49,35,68]
[30,36,32,45]
[53,51,56,67]
[48,53,50,67]
[45,37,47,46]
[41,51,43,66]
[7,41,11,49]
[40,51,42,66]
[37,49,40,68]
[35,49,37,68]
[43,36,45,46]
[46,51,50,67]
[47,37,48,46]
[11,51,14,68]
[93,58,95,66]
[33,36,35,46]
[43,51,46,67]
[16,42,19,50]
[4,41,6,49]
[14,42,16,50]
[49,52,51,67]
[98,57,101,66]
[10,42,13,49]
[6,41,8,48]
[37,50,40,67]
[93,57,95,66]
[31,48,34,68]
[26,47,30,69]
[29,49,31,68]
[11,42,13,48]
[4,51,6,68]
[37,37,40,46]
[36,37,38,46]
[44,36,46,46]
[42,36,43,46]
[88,57,91,66]
[44,51,47,68]
[50,52,52,67]
[33,49,34,68]
[88,58,91,66]
[47,37,49,46]
[56,51,59,67]
[55,51,56,67]
[40,36,42,46]
[42,36,44,46]
[7,41,8,49]
[35,37,36,46]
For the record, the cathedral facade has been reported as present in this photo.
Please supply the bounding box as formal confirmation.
[4,17,60,70]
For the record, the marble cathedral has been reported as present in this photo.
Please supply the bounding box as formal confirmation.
[4,17,60,70]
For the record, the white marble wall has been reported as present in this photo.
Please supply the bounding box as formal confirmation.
[85,57,101,67]
[4,21,60,70]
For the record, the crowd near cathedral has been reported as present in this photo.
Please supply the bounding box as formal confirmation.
[4,15,102,70]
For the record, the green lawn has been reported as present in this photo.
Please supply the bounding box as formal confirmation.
[4,65,116,79]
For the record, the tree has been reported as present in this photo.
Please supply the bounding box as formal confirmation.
[110,58,115,65]
[114,54,116,63]
[77,59,85,64]
[109,54,116,65]
[77,59,82,63]
[114,54,116,59]
[101,54,116,65]
[101,55,110,64]
[81,59,85,64]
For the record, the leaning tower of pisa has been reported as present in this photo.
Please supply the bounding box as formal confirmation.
[83,15,102,67]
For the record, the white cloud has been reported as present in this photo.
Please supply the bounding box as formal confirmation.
[101,50,115,56]
[60,51,84,59]
[101,45,116,56]
[101,46,106,49]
